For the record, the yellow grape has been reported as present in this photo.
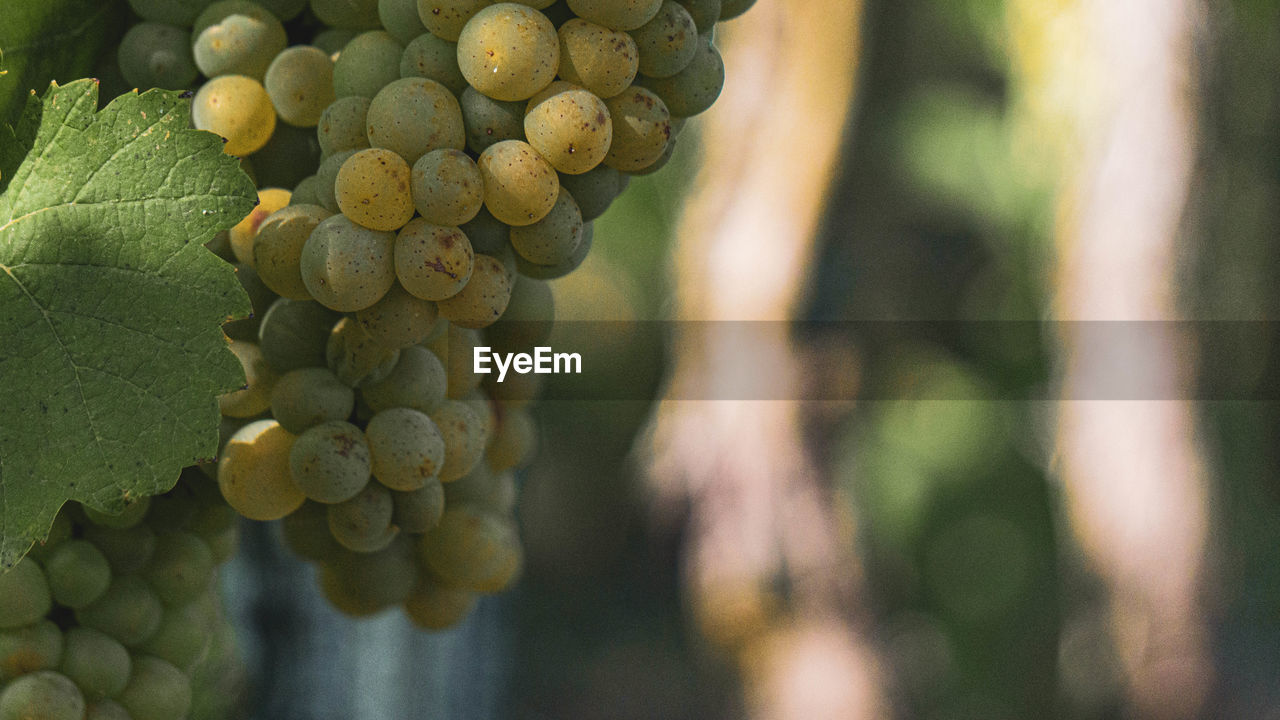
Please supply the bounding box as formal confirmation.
[335,148,416,232]
[456,3,559,101]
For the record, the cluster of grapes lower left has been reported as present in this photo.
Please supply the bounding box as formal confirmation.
[0,474,239,720]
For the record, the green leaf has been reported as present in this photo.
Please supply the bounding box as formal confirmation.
[0,79,256,568]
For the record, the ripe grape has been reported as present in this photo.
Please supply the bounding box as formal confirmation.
[43,540,111,609]
[265,46,336,127]
[566,0,661,30]
[253,204,332,299]
[514,218,592,279]
[523,81,612,174]
[459,86,526,154]
[367,408,445,490]
[457,3,559,101]
[328,482,398,552]
[82,523,158,576]
[229,186,291,266]
[332,31,404,98]
[335,148,416,231]
[192,74,277,156]
[404,578,477,630]
[360,345,449,414]
[400,33,468,96]
[58,628,132,699]
[0,559,51,631]
[0,621,62,681]
[219,340,278,418]
[317,566,384,616]
[430,400,487,481]
[510,187,583,265]
[74,576,163,647]
[394,219,474,300]
[323,540,418,607]
[257,298,342,373]
[218,419,306,520]
[311,0,383,28]
[719,0,755,20]
[411,149,484,226]
[556,164,623,220]
[138,601,214,671]
[366,78,466,165]
[0,671,84,720]
[290,421,373,503]
[637,33,724,117]
[355,283,441,348]
[556,19,638,99]
[271,368,356,433]
[291,175,321,206]
[301,213,397,311]
[379,0,429,43]
[117,656,192,720]
[477,140,560,226]
[602,86,671,171]
[317,96,372,157]
[419,505,521,590]
[142,532,215,605]
[326,316,402,386]
[118,23,198,90]
[445,463,516,515]
[416,0,493,42]
[437,254,514,328]
[391,480,445,533]
[282,502,347,561]
[631,1,698,78]
[192,2,287,79]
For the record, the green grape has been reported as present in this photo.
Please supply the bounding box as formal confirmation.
[360,346,449,414]
[117,656,192,720]
[379,0,429,44]
[192,2,287,79]
[26,510,72,563]
[317,567,384,617]
[0,621,62,681]
[257,0,308,19]
[459,87,525,154]
[301,213,397,311]
[437,254,514,328]
[394,219,475,300]
[316,149,357,214]
[326,317,402,386]
[265,46,336,127]
[205,522,240,564]
[57,628,132,699]
[400,33,468,96]
[718,0,754,20]
[391,480,445,533]
[566,0,660,29]
[429,399,487,481]
[335,148,417,231]
[317,97,372,157]
[514,218,592,279]
[0,671,84,720]
[219,340,278,418]
[487,405,536,471]
[74,577,163,647]
[311,0,382,28]
[82,498,151,529]
[142,532,214,605]
[118,23,198,90]
[459,206,510,255]
[602,86,671,170]
[355,283,441,349]
[477,140,560,226]
[444,462,515,514]
[462,387,496,439]
[282,502,346,561]
[631,1,698,77]
[126,0,213,26]
[415,0,493,42]
[271,368,356,434]
[425,323,485,398]
[257,298,342,373]
[487,274,554,353]
[314,28,359,55]
[0,559,50,630]
[192,74,277,156]
[636,33,723,117]
[675,0,718,32]
[253,204,331,300]
[230,186,292,266]
[523,81,612,174]
[509,187,583,265]
[366,408,445,490]
[411,149,484,226]
[556,164,622,220]
[419,505,521,591]
[43,541,111,609]
[556,18,638,98]
[404,577,476,629]
[250,125,323,199]
[291,175,322,206]
[218,419,306,520]
[333,31,404,100]
[323,539,418,607]
[328,482,398,552]
[366,78,466,166]
[83,700,133,720]
[627,125,678,175]
[137,601,214,671]
[457,4,558,101]
[290,421,373,503]
[82,523,157,576]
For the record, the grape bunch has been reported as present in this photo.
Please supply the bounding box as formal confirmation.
[112,0,757,627]
[0,474,240,720]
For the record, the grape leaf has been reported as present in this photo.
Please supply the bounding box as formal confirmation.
[0,79,255,568]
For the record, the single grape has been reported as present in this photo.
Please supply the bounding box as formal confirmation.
[301,213,397,311]
[326,316,402,386]
[379,0,429,43]
[328,482,398,552]
[366,78,466,166]
[218,419,306,521]
[392,479,445,533]
[334,148,417,232]
[437,254,514,328]
[444,462,515,515]
[459,86,526,154]
[290,421,373,504]
[419,505,522,591]
[410,149,484,226]
[126,0,214,25]
[457,3,559,101]
[333,31,404,98]
[556,18,638,98]
[477,140,560,226]
[0,621,62,682]
[522,81,611,174]
[82,498,151,529]
[430,400,487,481]
[142,532,214,605]
[416,0,493,42]
[57,628,132,699]
[291,175,322,206]
[253,204,332,299]
[74,576,163,647]
[0,560,50,631]
[631,1,698,77]
[250,122,323,189]
[43,540,111,609]
[317,96,372,157]
[394,219,474,300]
[314,27,359,55]
[0,671,84,720]
[627,125,679,175]
[117,656,192,720]
[317,566,385,616]
[636,33,724,117]
[229,186,291,266]
[265,46,336,127]
[323,539,418,608]
[366,408,445,490]
[602,86,671,170]
[513,218,593,279]
[566,0,661,29]
[487,405,537,471]
[718,0,754,20]
[257,298,342,373]
[118,23,198,90]
[192,74,276,156]
[403,577,477,629]
[355,283,441,348]
[400,33,468,96]
[137,600,214,671]
[311,0,382,28]
[360,345,449,414]
[219,340,278,418]
[555,165,620,221]
[487,274,554,354]
[509,187,583,265]
[192,2,287,79]
[82,523,157,576]
[271,368,356,434]
[282,502,346,561]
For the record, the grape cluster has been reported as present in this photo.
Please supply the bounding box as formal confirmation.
[0,475,239,720]
[115,0,756,627]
